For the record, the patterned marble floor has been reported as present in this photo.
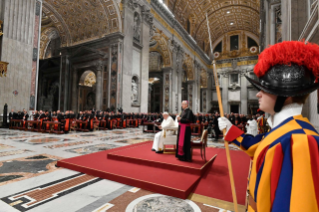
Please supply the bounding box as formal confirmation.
[0,128,239,212]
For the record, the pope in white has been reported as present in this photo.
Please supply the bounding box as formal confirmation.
[246,117,258,136]
[152,112,178,153]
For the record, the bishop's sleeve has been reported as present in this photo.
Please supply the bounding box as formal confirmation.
[180,110,194,124]
[225,125,264,158]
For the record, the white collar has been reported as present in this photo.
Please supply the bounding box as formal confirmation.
[267,103,303,129]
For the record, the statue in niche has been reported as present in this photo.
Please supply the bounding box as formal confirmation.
[48,81,59,97]
[131,78,138,103]
[86,92,96,110]
[133,13,141,42]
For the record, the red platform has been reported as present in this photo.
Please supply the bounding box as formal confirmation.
[58,141,250,203]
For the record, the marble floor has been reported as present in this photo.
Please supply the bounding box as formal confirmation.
[0,128,238,212]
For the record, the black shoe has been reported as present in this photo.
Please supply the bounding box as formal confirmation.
[156,151,163,154]
[151,149,156,151]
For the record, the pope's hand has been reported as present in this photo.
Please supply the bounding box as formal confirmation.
[218,117,233,136]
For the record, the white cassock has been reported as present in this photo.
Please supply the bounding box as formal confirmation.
[246,119,258,136]
[152,116,178,151]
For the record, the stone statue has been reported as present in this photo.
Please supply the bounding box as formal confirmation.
[86,92,95,110]
[131,78,138,103]
[133,13,141,42]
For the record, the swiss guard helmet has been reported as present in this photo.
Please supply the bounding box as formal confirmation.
[245,41,319,112]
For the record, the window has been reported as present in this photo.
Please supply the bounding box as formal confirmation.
[230,74,239,85]
[214,42,222,53]
[248,37,258,48]
[230,35,239,51]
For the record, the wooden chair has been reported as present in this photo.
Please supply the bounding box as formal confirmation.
[93,120,100,131]
[191,129,208,161]
[70,120,77,132]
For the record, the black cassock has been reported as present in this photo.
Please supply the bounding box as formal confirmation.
[176,108,195,161]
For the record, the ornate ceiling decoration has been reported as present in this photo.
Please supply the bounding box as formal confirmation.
[40,27,60,59]
[168,0,260,51]
[183,54,194,81]
[200,69,207,88]
[42,0,121,47]
[149,28,173,68]
[79,71,96,87]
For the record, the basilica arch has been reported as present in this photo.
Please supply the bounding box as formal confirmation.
[149,29,173,68]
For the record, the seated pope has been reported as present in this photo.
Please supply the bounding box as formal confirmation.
[152,112,178,153]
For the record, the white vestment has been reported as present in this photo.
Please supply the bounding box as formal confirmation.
[246,119,258,136]
[152,116,178,151]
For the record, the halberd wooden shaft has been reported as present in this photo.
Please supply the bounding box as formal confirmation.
[206,12,238,212]
[212,60,239,212]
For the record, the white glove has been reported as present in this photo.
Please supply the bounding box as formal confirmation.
[218,117,233,136]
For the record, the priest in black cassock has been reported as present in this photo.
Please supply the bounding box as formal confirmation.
[176,100,195,162]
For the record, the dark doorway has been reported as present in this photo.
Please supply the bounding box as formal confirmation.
[148,74,162,113]
[230,104,239,113]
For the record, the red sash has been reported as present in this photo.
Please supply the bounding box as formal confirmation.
[177,123,190,156]
[64,118,70,132]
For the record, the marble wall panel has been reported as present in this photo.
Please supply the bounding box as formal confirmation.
[0,0,39,111]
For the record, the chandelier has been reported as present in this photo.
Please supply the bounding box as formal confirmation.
[0,20,8,77]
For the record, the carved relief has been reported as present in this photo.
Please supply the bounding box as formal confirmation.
[275,6,282,43]
[183,54,194,81]
[133,12,141,42]
[164,73,170,111]
[149,28,172,68]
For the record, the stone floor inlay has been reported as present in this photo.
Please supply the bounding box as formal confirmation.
[0,154,62,186]
[0,143,14,150]
[0,149,33,157]
[1,173,101,212]
[44,141,93,149]
[115,138,151,144]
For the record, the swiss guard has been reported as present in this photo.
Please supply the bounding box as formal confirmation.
[218,41,319,212]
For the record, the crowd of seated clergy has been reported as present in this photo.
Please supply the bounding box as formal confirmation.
[8,107,261,136]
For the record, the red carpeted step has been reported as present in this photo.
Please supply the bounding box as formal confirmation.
[192,149,251,205]
[58,142,201,199]
[107,142,217,175]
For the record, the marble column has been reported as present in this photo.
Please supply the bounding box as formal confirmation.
[59,53,70,111]
[162,67,173,112]
[240,70,248,114]
[109,43,120,112]
[205,73,213,113]
[201,88,207,113]
[140,8,152,113]
[171,42,184,114]
[71,68,78,112]
[121,1,134,112]
[187,80,195,111]
[193,61,201,113]
[0,0,42,111]
[221,74,229,113]
[95,66,103,111]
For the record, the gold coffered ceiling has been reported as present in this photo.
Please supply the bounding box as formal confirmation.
[168,0,260,49]
[42,0,120,47]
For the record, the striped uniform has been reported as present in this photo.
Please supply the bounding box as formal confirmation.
[225,115,319,212]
